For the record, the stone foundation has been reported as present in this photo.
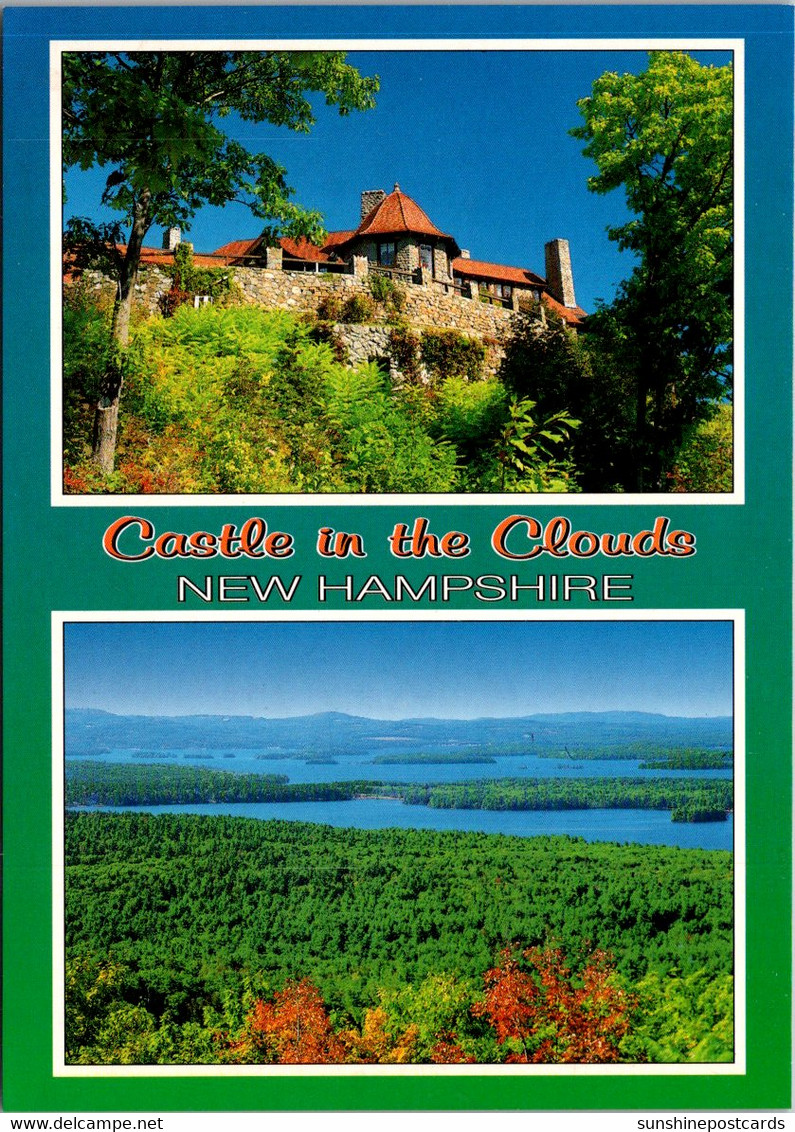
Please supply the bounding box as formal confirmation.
[67,262,519,379]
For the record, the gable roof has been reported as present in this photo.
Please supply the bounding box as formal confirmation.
[213,235,334,264]
[450,255,585,328]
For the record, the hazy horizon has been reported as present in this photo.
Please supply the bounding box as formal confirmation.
[64,621,734,720]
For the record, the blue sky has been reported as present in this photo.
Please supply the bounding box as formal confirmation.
[64,620,733,720]
[62,48,731,314]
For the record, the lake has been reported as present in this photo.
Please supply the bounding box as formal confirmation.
[67,746,734,850]
[83,798,734,851]
[68,747,732,785]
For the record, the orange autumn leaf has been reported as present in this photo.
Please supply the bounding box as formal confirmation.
[473,945,635,1064]
[229,978,347,1064]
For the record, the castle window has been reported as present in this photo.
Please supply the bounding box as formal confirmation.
[378,241,396,267]
[419,244,433,272]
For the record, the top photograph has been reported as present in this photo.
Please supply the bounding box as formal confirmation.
[59,43,737,500]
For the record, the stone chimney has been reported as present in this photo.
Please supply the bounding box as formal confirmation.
[361,189,386,222]
[162,226,182,251]
[544,238,576,307]
[460,249,470,259]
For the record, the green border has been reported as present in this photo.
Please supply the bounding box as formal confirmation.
[3,4,792,1111]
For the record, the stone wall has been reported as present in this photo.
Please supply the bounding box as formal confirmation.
[336,324,503,383]
[69,262,519,379]
[73,265,174,313]
[232,265,515,340]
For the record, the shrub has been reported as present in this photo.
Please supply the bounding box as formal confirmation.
[368,273,406,314]
[433,377,507,447]
[158,243,235,318]
[159,287,192,317]
[420,329,485,382]
[388,325,422,382]
[667,404,733,493]
[341,292,376,323]
[165,242,234,302]
[316,292,344,321]
[63,303,581,495]
[322,362,458,492]
[306,319,348,364]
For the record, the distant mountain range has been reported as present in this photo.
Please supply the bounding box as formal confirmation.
[65,708,733,756]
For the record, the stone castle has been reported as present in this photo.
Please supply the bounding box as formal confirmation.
[71,183,585,379]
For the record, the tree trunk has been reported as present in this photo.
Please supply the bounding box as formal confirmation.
[91,193,150,474]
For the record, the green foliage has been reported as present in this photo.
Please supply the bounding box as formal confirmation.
[63,813,734,1064]
[387,324,422,382]
[420,328,485,382]
[495,397,580,492]
[376,972,485,1062]
[117,305,299,492]
[66,761,732,818]
[395,776,732,817]
[65,954,130,1058]
[432,377,507,446]
[368,273,407,314]
[499,310,632,491]
[340,292,376,323]
[305,317,348,363]
[63,217,126,278]
[161,242,234,316]
[63,51,378,245]
[668,403,733,492]
[67,302,584,494]
[65,305,451,492]
[572,51,733,489]
[62,285,116,467]
[321,363,458,491]
[315,292,344,321]
[68,761,293,805]
[626,970,734,1062]
[638,749,733,771]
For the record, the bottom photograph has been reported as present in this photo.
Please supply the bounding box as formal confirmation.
[56,615,738,1070]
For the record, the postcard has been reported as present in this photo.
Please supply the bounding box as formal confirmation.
[2,2,792,1120]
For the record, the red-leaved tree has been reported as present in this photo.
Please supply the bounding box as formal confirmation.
[473,945,635,1063]
[227,978,347,1064]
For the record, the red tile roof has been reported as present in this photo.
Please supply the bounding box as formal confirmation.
[213,236,333,264]
[212,238,263,263]
[279,236,330,263]
[322,229,357,252]
[542,293,587,328]
[129,245,224,268]
[451,256,546,289]
[452,255,585,327]
[65,244,225,273]
[356,186,456,243]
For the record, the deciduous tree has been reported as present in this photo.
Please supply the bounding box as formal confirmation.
[63,50,378,471]
[227,978,347,1064]
[473,945,635,1063]
[572,51,733,490]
